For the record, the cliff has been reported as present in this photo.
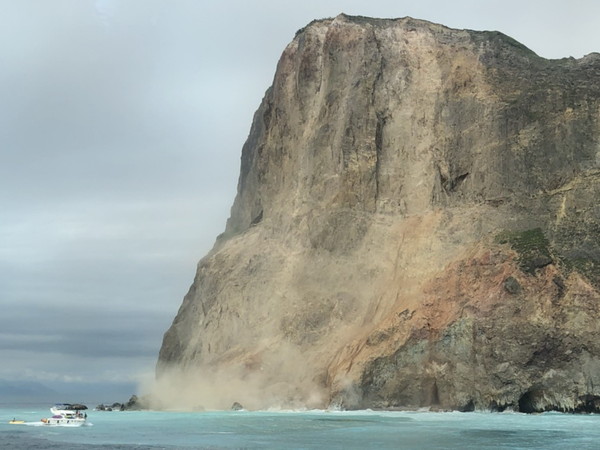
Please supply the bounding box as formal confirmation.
[156,14,600,412]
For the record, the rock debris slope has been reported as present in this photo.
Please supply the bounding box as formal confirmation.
[157,14,600,412]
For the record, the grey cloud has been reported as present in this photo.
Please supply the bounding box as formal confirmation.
[0,304,165,364]
[0,332,158,359]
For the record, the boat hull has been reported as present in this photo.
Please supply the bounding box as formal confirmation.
[42,416,86,426]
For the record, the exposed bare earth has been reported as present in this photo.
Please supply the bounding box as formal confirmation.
[156,14,600,412]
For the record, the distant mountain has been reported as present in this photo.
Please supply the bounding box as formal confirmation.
[0,379,137,405]
[52,380,138,405]
[0,380,60,403]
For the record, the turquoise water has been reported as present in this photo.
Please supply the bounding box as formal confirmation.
[2,405,600,449]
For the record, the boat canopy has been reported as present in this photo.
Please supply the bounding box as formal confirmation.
[54,403,88,410]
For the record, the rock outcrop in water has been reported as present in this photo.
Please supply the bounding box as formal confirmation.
[156,14,600,412]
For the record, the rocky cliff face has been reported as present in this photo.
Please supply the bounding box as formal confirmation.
[156,14,600,412]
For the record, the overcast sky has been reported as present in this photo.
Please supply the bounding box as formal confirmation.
[1,0,599,400]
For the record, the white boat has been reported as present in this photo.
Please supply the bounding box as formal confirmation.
[41,403,88,427]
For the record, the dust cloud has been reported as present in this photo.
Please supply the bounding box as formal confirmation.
[141,343,329,411]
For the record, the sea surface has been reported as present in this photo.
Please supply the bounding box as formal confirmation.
[2,404,600,449]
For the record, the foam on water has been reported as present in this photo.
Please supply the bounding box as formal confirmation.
[2,405,600,449]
